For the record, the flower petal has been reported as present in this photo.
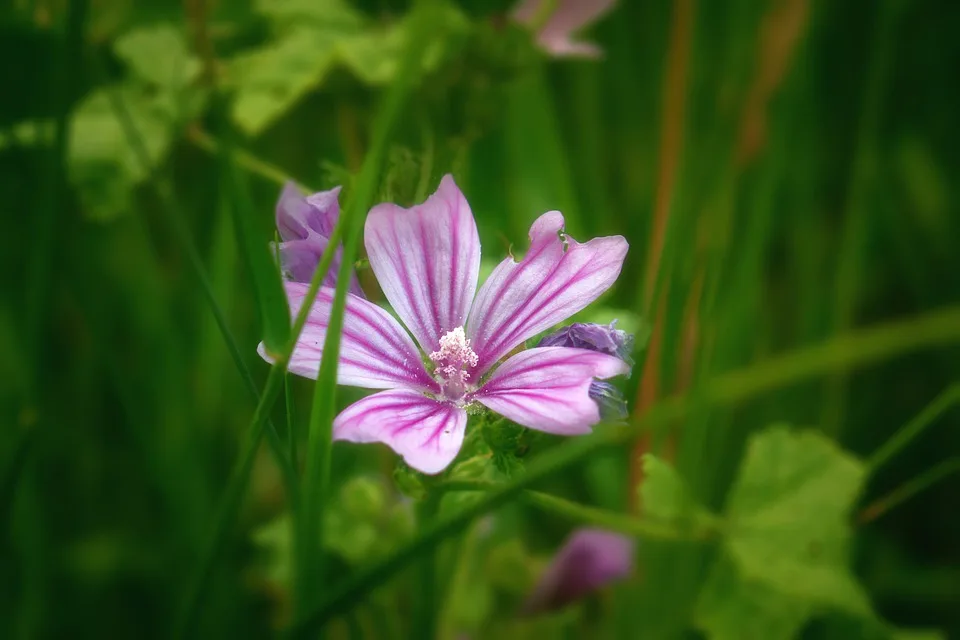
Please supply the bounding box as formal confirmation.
[273,182,363,296]
[258,282,437,392]
[523,527,634,614]
[513,0,617,59]
[276,182,340,241]
[467,213,627,374]
[473,346,629,435]
[333,389,467,474]
[364,174,480,353]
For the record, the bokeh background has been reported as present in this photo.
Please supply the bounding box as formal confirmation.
[2,0,959,638]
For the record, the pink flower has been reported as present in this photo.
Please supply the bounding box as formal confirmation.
[512,0,617,59]
[272,182,364,297]
[259,175,628,474]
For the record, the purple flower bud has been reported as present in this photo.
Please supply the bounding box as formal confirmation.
[538,321,633,420]
[523,528,634,614]
[589,381,628,420]
[537,321,634,369]
[272,182,364,297]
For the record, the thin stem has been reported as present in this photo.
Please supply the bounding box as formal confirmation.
[187,126,297,188]
[103,85,298,497]
[285,374,298,472]
[294,0,436,616]
[867,383,960,472]
[440,481,711,541]
[523,491,714,541]
[413,494,440,639]
[288,304,960,637]
[175,174,349,640]
[859,457,960,524]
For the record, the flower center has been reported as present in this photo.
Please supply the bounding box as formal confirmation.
[429,327,478,401]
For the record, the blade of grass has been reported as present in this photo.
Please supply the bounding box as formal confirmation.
[867,383,960,473]
[294,0,439,614]
[174,210,348,637]
[220,116,290,355]
[103,85,297,496]
[822,0,905,436]
[289,304,960,636]
[859,457,960,524]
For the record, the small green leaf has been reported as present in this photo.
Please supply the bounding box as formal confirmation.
[255,0,365,29]
[724,425,870,615]
[696,556,813,640]
[337,3,469,86]
[229,27,340,135]
[68,87,171,220]
[639,453,703,523]
[113,24,201,90]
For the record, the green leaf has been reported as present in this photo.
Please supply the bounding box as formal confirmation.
[639,453,704,523]
[229,27,340,136]
[255,0,365,29]
[696,556,813,640]
[68,87,171,220]
[337,3,469,86]
[113,24,201,90]
[724,425,870,615]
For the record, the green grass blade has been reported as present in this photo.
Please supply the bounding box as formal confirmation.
[294,0,439,615]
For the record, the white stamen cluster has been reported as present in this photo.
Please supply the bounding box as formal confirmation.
[429,327,478,398]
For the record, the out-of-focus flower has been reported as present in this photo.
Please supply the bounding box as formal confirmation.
[272,182,364,297]
[523,528,634,613]
[538,321,634,419]
[512,0,617,59]
[537,321,634,368]
[259,175,629,474]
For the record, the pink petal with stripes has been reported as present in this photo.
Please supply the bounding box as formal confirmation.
[466,213,627,375]
[333,390,468,474]
[472,347,629,435]
[257,283,438,392]
[364,174,481,354]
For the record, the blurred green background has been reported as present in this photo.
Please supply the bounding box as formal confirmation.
[2,0,959,638]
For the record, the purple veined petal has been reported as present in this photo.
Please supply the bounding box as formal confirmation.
[257,282,438,393]
[273,181,364,297]
[333,389,468,475]
[276,182,341,241]
[472,346,629,435]
[364,174,481,354]
[466,212,628,375]
[523,528,634,614]
[512,0,617,59]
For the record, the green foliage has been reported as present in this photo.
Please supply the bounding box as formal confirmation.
[722,425,870,615]
[696,557,813,640]
[227,0,469,136]
[6,0,960,638]
[639,453,704,523]
[68,24,203,220]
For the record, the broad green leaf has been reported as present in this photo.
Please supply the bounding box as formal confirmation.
[68,87,171,220]
[113,24,201,90]
[337,3,469,86]
[229,27,339,135]
[724,425,871,615]
[696,556,813,640]
[639,453,703,523]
